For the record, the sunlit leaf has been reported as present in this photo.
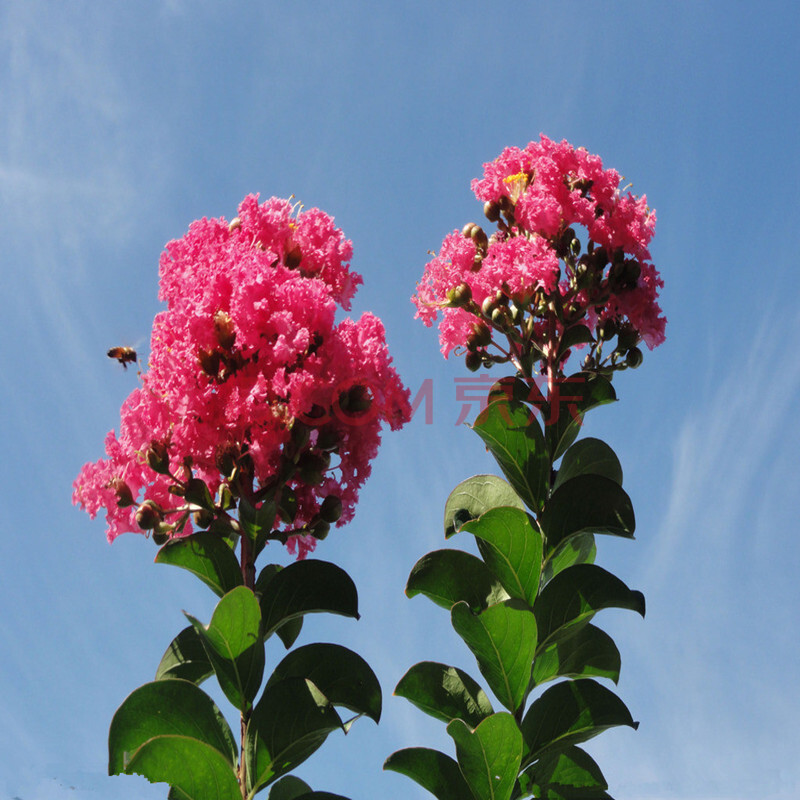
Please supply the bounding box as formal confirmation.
[407,549,508,612]
[155,533,242,597]
[186,586,264,711]
[447,713,523,800]
[395,661,493,728]
[473,400,550,511]
[451,600,537,713]
[155,626,213,685]
[444,474,525,538]
[462,507,543,606]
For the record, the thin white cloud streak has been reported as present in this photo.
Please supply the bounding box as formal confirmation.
[617,304,800,799]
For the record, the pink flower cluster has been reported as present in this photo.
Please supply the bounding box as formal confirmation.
[413,135,666,361]
[74,195,410,556]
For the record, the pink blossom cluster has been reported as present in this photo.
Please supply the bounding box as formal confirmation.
[74,195,410,556]
[413,135,666,362]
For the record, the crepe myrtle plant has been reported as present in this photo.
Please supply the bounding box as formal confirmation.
[74,195,411,800]
[386,136,665,800]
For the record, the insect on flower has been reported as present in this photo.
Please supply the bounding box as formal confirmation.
[107,346,138,369]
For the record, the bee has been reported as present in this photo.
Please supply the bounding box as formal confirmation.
[107,346,138,369]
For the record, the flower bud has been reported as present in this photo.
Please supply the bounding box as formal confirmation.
[311,519,330,540]
[446,282,473,308]
[146,439,170,475]
[470,322,492,349]
[483,201,501,222]
[627,347,643,368]
[319,495,343,523]
[109,477,135,508]
[470,225,488,252]
[213,311,236,350]
[315,425,341,452]
[283,240,303,269]
[215,440,241,478]
[481,296,496,317]
[152,530,170,546]
[297,452,330,485]
[198,348,221,378]
[136,500,164,531]
[465,350,483,372]
[623,259,641,287]
[339,385,372,414]
[597,319,618,341]
[462,222,478,238]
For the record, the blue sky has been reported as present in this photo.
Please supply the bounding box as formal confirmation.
[2,2,799,799]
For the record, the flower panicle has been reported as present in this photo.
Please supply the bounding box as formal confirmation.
[412,135,666,379]
[74,195,411,555]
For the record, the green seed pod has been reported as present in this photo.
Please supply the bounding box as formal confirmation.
[315,425,341,452]
[312,520,330,540]
[627,347,644,368]
[319,495,343,523]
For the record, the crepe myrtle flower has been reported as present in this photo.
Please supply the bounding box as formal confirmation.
[74,195,411,559]
[413,135,665,379]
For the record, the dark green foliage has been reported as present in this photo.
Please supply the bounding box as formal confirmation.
[387,384,642,800]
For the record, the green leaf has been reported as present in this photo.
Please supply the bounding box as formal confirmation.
[553,438,623,491]
[395,661,493,728]
[267,643,381,723]
[255,567,304,648]
[384,747,473,800]
[519,746,609,800]
[531,624,621,687]
[155,626,213,685]
[267,775,313,800]
[451,600,538,713]
[541,534,596,586]
[276,616,304,649]
[461,507,543,606]
[539,475,635,553]
[109,680,238,795]
[545,373,616,461]
[534,564,645,649]
[521,679,638,763]
[258,560,359,639]
[406,549,508,612]
[239,497,277,550]
[444,474,526,538]
[155,532,243,597]
[245,678,343,795]
[473,400,550,512]
[556,325,594,359]
[186,586,265,711]
[123,737,241,800]
[447,713,523,800]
